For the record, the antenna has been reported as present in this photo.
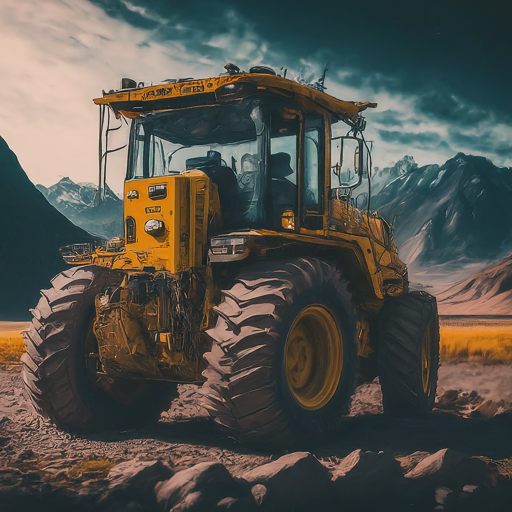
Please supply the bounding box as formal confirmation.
[302,63,329,92]
[317,63,329,91]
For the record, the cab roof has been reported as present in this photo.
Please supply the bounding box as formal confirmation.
[93,73,376,125]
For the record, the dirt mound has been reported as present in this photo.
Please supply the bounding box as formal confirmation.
[0,136,95,320]
[437,253,512,315]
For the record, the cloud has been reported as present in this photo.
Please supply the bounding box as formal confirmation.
[415,90,490,125]
[0,0,510,197]
[0,0,220,192]
[120,0,164,24]
[90,0,512,122]
[448,128,512,159]
[370,110,409,127]
[378,130,441,148]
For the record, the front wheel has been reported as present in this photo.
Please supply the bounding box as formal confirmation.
[377,291,440,416]
[201,258,358,447]
[22,265,178,431]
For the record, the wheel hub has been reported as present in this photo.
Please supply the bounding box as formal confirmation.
[285,305,343,411]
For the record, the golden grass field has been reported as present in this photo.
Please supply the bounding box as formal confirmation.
[2,318,512,364]
[0,322,29,364]
[439,316,512,364]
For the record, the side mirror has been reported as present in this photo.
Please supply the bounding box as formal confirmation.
[331,136,364,188]
[354,192,368,210]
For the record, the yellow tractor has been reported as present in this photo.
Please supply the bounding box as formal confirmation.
[22,65,440,446]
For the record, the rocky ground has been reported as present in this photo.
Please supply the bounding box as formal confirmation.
[2,362,512,511]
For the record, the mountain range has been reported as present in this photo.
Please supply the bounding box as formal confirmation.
[35,152,512,290]
[372,153,512,286]
[4,135,512,318]
[36,178,123,240]
[0,136,95,320]
[371,155,418,196]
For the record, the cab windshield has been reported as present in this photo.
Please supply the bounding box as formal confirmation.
[128,99,265,227]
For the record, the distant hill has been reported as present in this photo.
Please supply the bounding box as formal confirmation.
[0,136,95,320]
[373,153,512,282]
[36,178,123,240]
[437,254,512,315]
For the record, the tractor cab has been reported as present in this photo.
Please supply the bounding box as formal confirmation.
[86,67,393,278]
[122,88,371,235]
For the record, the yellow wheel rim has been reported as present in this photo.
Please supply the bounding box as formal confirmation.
[421,322,432,394]
[285,305,343,411]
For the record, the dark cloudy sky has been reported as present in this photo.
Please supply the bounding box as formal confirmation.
[0,0,510,192]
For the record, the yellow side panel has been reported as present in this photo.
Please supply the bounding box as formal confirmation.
[119,172,209,273]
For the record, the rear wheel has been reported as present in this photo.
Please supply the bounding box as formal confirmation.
[22,265,178,431]
[201,258,358,447]
[377,291,440,416]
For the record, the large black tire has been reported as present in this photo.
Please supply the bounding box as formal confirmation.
[201,258,358,447]
[21,265,178,431]
[377,291,440,416]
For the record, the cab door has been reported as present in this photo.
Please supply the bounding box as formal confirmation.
[301,114,325,233]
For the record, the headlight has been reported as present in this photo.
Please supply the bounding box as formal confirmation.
[144,219,165,236]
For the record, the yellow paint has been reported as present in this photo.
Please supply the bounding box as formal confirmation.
[93,73,363,123]
[89,171,211,273]
[328,198,407,299]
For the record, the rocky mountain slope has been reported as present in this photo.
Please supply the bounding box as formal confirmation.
[437,253,512,315]
[36,178,123,239]
[371,155,418,195]
[373,153,512,283]
[0,136,95,320]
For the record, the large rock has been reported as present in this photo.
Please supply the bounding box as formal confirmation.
[396,451,431,474]
[331,450,404,506]
[107,459,173,495]
[239,451,332,510]
[250,484,267,506]
[156,462,239,512]
[470,400,499,419]
[97,459,173,511]
[405,448,498,490]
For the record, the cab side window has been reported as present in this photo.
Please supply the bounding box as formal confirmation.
[270,111,299,224]
[304,116,324,212]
